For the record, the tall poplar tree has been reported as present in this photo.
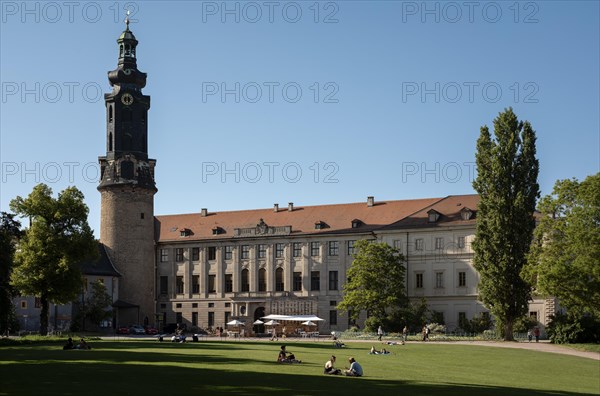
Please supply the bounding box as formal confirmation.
[10,184,97,335]
[473,108,540,341]
[0,212,22,335]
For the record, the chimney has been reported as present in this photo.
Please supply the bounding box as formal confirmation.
[274,203,279,212]
[288,202,294,212]
[201,208,208,217]
[367,196,374,207]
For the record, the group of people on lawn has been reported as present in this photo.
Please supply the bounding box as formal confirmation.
[277,345,363,377]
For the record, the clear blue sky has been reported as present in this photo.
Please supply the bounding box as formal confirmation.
[1,1,598,236]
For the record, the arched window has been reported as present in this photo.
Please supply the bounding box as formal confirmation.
[241,269,249,292]
[109,106,113,123]
[258,268,266,292]
[275,268,284,292]
[119,44,124,57]
[108,132,113,151]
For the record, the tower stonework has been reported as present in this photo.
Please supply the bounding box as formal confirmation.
[98,19,157,327]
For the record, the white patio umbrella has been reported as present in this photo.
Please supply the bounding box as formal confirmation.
[253,320,264,325]
[264,320,280,326]
[226,319,244,326]
[301,321,317,326]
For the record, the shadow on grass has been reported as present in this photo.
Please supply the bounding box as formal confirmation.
[1,361,596,396]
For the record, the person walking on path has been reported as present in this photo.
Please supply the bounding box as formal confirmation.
[534,327,540,343]
[402,326,409,343]
[377,326,384,341]
[527,329,533,342]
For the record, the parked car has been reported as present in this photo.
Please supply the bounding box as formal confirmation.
[145,326,158,335]
[116,327,129,335]
[129,325,146,335]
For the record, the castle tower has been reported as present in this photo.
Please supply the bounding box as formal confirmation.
[98,16,157,327]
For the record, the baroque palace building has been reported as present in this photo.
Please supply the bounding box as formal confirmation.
[74,22,555,335]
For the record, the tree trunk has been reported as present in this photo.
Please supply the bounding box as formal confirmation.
[503,320,514,341]
[39,294,49,336]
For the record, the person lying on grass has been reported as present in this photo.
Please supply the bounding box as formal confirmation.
[369,346,390,355]
[277,345,301,363]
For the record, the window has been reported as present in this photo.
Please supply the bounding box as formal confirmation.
[275,268,284,291]
[176,276,184,294]
[435,237,444,250]
[293,242,302,257]
[311,271,320,291]
[457,236,465,249]
[330,300,337,307]
[435,272,444,289]
[208,303,214,308]
[328,241,339,256]
[208,312,214,327]
[329,310,338,325]
[393,239,402,252]
[192,303,198,308]
[293,272,302,291]
[20,300,27,309]
[192,312,198,327]
[176,312,183,323]
[241,245,250,259]
[160,303,166,309]
[348,240,356,255]
[415,238,424,251]
[225,246,233,260]
[225,302,231,308]
[175,248,184,262]
[208,246,217,261]
[458,271,466,287]
[415,273,424,289]
[458,312,467,328]
[224,311,231,325]
[192,247,200,261]
[258,268,267,292]
[529,311,538,321]
[176,303,182,308]
[241,269,249,292]
[258,244,267,259]
[225,274,233,293]
[328,271,338,290]
[160,249,169,262]
[275,243,284,258]
[192,275,200,293]
[208,275,216,293]
[310,242,320,257]
[160,276,168,295]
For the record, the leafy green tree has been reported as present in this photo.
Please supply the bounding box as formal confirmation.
[473,108,540,341]
[338,240,407,331]
[0,212,22,335]
[80,280,113,330]
[9,184,97,335]
[524,173,600,318]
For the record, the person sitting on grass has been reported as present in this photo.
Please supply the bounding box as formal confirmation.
[324,355,341,375]
[63,337,74,350]
[369,346,390,355]
[277,345,301,363]
[333,340,346,348]
[76,338,91,350]
[344,357,363,377]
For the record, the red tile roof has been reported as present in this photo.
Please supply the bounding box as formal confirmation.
[155,197,444,242]
[381,195,480,230]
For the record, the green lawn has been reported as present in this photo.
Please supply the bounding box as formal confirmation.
[1,339,598,395]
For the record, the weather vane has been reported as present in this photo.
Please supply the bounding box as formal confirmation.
[125,9,130,29]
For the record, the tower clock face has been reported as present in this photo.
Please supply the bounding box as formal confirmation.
[121,93,134,105]
[123,68,132,75]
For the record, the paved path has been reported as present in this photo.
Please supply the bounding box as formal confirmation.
[444,340,600,360]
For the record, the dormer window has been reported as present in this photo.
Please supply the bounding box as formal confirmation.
[212,227,223,235]
[315,221,327,230]
[428,209,441,223]
[180,228,191,237]
[351,219,362,228]
[461,207,473,221]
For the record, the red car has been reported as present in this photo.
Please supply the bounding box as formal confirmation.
[116,327,129,335]
[145,327,158,335]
